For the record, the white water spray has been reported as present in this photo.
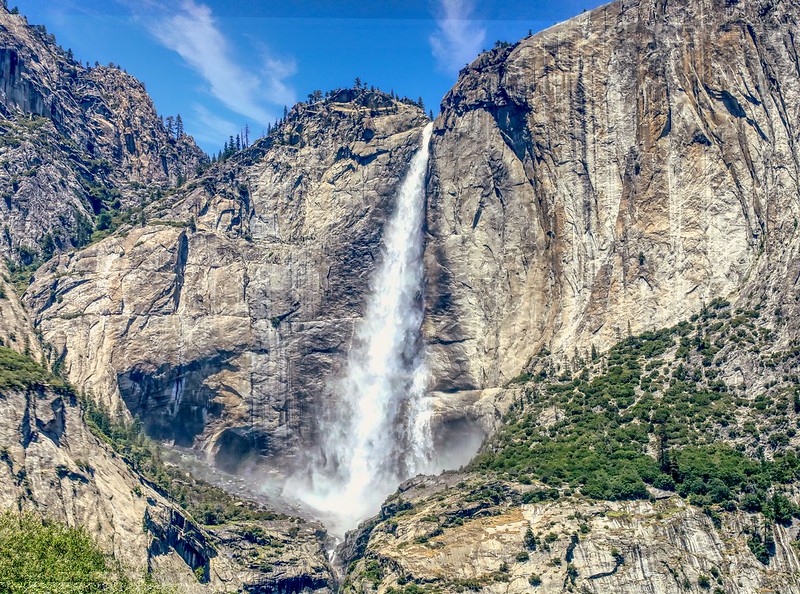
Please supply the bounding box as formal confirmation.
[287,123,435,534]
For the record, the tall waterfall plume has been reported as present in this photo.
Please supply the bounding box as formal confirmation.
[288,123,435,534]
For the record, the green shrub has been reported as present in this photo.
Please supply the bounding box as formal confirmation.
[470,304,800,522]
[523,526,537,550]
[0,346,70,392]
[0,512,173,593]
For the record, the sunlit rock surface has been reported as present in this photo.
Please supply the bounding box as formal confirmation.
[0,6,205,262]
[27,91,429,469]
[343,475,800,594]
[424,0,800,392]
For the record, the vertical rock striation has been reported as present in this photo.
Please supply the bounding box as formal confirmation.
[424,0,800,395]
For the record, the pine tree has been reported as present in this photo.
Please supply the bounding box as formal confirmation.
[236,134,241,151]
[417,97,425,110]
[282,106,288,121]
[175,114,184,138]
[165,116,175,139]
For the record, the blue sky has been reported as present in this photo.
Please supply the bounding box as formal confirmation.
[15,0,607,153]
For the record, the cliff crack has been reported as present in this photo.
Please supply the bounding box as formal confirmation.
[172,232,189,312]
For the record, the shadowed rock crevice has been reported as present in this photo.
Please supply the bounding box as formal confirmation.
[145,507,216,582]
[117,355,237,446]
[213,426,270,474]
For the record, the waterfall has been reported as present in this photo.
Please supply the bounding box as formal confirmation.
[287,123,435,535]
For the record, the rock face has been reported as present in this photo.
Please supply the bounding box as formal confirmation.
[0,260,41,358]
[0,260,334,589]
[423,0,800,393]
[0,6,205,262]
[24,0,800,481]
[10,1,800,591]
[27,91,428,465]
[343,475,800,594]
[0,369,334,593]
[0,256,335,591]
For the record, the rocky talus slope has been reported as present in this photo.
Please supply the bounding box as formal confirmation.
[0,5,205,263]
[26,90,428,467]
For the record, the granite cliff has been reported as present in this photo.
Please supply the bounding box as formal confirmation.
[424,0,800,394]
[0,266,334,592]
[1,0,800,592]
[25,89,429,470]
[0,6,205,264]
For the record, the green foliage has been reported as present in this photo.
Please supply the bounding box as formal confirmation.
[86,204,148,245]
[0,512,173,593]
[362,558,385,586]
[193,566,206,583]
[523,526,537,550]
[746,531,774,564]
[81,396,278,526]
[472,302,800,521]
[7,256,40,295]
[566,563,578,584]
[0,511,105,592]
[0,346,70,392]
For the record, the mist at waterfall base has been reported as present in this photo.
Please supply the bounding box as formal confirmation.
[282,123,477,536]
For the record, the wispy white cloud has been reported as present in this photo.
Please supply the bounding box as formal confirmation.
[429,0,486,75]
[142,0,295,124]
[191,103,237,146]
